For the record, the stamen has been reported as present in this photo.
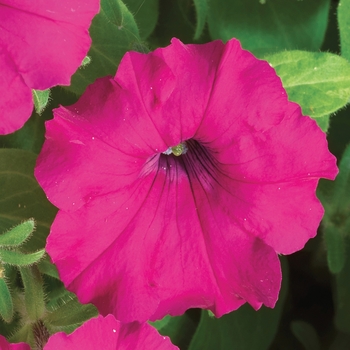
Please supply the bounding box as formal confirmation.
[163,142,188,156]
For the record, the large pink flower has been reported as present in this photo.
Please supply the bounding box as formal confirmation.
[35,38,338,323]
[0,0,100,134]
[44,315,177,349]
[0,336,30,350]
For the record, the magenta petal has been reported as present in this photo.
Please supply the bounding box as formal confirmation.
[196,39,336,183]
[47,154,280,322]
[115,38,225,144]
[0,335,30,350]
[35,77,167,211]
[37,38,338,322]
[44,315,177,350]
[0,0,99,134]
[0,52,33,134]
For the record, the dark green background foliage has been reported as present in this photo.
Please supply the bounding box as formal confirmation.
[1,0,350,349]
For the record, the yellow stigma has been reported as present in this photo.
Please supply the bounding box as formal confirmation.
[163,142,188,156]
[171,144,185,156]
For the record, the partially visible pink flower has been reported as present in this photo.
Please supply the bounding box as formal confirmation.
[0,0,100,134]
[44,315,177,350]
[0,335,30,350]
[35,38,338,322]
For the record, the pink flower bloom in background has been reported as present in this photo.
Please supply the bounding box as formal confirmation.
[0,335,30,350]
[35,38,338,323]
[44,315,177,350]
[0,0,100,135]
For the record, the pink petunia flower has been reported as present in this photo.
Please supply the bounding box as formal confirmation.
[0,315,176,350]
[44,315,177,349]
[0,0,100,134]
[35,38,338,323]
[0,335,30,350]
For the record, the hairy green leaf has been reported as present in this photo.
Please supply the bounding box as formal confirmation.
[37,258,59,279]
[208,0,330,51]
[0,219,35,248]
[0,277,13,323]
[45,295,98,334]
[264,51,350,130]
[20,266,46,321]
[338,0,350,61]
[0,149,57,252]
[67,0,142,95]
[32,89,50,115]
[0,249,45,266]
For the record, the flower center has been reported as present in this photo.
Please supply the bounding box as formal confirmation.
[163,142,188,156]
[156,139,220,193]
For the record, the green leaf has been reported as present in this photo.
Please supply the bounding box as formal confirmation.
[0,149,57,252]
[0,112,46,154]
[148,0,196,47]
[0,219,35,248]
[32,89,50,115]
[9,323,35,348]
[318,146,350,215]
[314,115,330,133]
[0,249,45,266]
[124,0,159,39]
[20,266,46,322]
[150,314,172,331]
[37,257,59,279]
[0,277,13,323]
[318,144,350,273]
[207,0,330,51]
[325,224,346,273]
[45,295,98,334]
[338,0,350,61]
[291,321,321,350]
[264,51,350,128]
[67,0,142,95]
[334,238,350,334]
[189,257,288,350]
[81,56,91,67]
[326,144,350,214]
[193,0,208,39]
[156,312,199,349]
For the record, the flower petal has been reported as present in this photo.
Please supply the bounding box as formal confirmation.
[0,52,33,134]
[47,153,281,322]
[115,38,225,144]
[37,38,338,323]
[35,77,166,211]
[196,39,337,183]
[221,179,323,254]
[36,36,228,211]
[0,335,30,350]
[0,0,99,134]
[44,314,177,349]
